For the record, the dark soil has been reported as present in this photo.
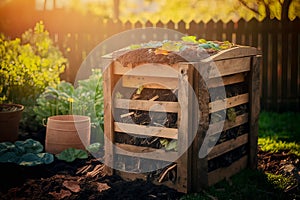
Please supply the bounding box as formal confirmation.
[0,144,183,200]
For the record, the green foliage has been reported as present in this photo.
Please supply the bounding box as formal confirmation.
[0,21,67,130]
[34,69,104,143]
[181,169,289,200]
[258,138,300,156]
[258,111,300,158]
[0,21,66,104]
[259,111,300,142]
[266,172,297,191]
[56,148,88,162]
[0,139,54,166]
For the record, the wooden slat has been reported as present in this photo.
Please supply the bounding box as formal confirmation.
[103,64,115,175]
[176,63,193,193]
[208,57,251,78]
[122,75,178,89]
[248,55,261,169]
[207,73,246,88]
[114,143,178,162]
[114,122,178,139]
[207,113,248,136]
[209,93,249,113]
[114,99,179,113]
[114,61,179,78]
[208,134,248,159]
[207,155,248,186]
[201,46,257,62]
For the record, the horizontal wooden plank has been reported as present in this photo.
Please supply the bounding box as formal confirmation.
[115,143,178,162]
[208,155,248,186]
[114,99,179,113]
[207,113,248,136]
[122,75,178,89]
[204,46,257,62]
[114,122,178,139]
[208,57,251,78]
[207,73,246,88]
[114,61,180,78]
[208,134,248,160]
[209,93,249,113]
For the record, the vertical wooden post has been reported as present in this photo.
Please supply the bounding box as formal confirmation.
[249,54,261,169]
[103,61,115,175]
[177,63,193,193]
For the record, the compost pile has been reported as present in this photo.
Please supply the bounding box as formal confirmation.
[113,37,235,67]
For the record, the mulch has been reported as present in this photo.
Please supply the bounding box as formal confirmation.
[0,146,299,199]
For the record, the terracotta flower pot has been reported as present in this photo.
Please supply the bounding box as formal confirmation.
[45,115,91,154]
[0,103,24,142]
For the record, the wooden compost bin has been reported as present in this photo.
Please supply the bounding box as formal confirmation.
[103,45,261,193]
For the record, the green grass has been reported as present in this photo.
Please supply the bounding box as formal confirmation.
[258,111,300,156]
[181,111,300,200]
[181,169,292,200]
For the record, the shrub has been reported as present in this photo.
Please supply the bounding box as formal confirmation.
[0,21,67,130]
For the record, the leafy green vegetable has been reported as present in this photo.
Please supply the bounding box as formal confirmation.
[56,148,88,162]
[0,139,54,166]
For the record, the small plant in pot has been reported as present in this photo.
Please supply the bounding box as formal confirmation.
[34,69,104,154]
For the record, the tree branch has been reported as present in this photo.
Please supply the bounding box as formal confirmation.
[238,0,261,15]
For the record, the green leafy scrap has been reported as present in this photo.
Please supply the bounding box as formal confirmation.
[161,41,183,52]
[86,143,101,153]
[160,139,178,151]
[129,44,141,50]
[181,35,198,43]
[227,108,237,122]
[56,148,88,162]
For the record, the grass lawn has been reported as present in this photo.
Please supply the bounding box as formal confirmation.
[181,111,300,200]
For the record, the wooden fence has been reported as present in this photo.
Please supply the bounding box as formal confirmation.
[0,10,299,112]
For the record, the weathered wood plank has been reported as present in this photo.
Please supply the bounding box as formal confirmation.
[114,143,178,162]
[114,122,178,139]
[208,57,251,78]
[207,73,246,88]
[208,134,248,159]
[207,155,248,186]
[114,61,179,78]
[206,46,257,61]
[103,63,115,175]
[248,55,261,169]
[209,93,249,113]
[122,75,178,89]
[114,99,179,113]
[176,63,194,193]
[207,113,249,136]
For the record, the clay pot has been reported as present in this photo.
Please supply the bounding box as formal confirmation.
[45,115,91,154]
[0,103,24,142]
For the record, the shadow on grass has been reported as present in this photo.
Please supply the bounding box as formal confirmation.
[181,169,294,200]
